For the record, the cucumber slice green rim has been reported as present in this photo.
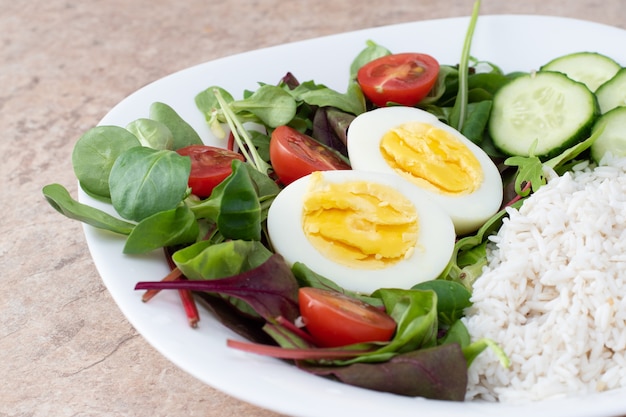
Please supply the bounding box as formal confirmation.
[489,71,598,158]
[596,68,626,114]
[540,51,621,92]
[590,106,626,163]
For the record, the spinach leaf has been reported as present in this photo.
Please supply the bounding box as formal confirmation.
[460,100,492,143]
[72,125,140,199]
[372,288,439,356]
[217,163,263,240]
[109,147,191,222]
[172,239,272,280]
[172,239,275,319]
[126,118,174,150]
[123,205,199,254]
[42,183,135,235]
[413,280,472,326]
[194,86,234,139]
[468,72,510,95]
[195,86,234,119]
[289,81,366,115]
[349,40,391,79]
[230,84,297,128]
[419,65,460,106]
[437,203,515,291]
[189,159,279,240]
[149,101,203,149]
[438,319,471,347]
[248,129,271,163]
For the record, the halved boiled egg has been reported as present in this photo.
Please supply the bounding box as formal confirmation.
[267,170,455,294]
[347,106,503,235]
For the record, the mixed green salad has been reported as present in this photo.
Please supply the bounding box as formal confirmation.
[42,1,626,401]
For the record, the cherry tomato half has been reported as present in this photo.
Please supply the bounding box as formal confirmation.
[357,52,440,107]
[298,287,397,348]
[269,125,351,186]
[176,145,245,198]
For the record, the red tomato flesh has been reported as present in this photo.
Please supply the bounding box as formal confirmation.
[298,287,396,348]
[269,125,351,186]
[357,52,440,107]
[176,145,245,198]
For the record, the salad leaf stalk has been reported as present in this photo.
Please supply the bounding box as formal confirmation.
[213,88,272,175]
[463,338,510,368]
[449,0,481,131]
[141,267,184,302]
[226,338,372,360]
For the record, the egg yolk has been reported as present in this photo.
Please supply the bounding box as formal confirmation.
[301,172,419,269]
[379,122,483,195]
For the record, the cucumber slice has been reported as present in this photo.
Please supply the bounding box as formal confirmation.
[590,106,626,163]
[541,51,621,92]
[489,71,598,158]
[596,68,626,114]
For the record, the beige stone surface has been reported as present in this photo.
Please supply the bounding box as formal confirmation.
[2,0,625,416]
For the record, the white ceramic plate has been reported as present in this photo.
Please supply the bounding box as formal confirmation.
[81,15,626,417]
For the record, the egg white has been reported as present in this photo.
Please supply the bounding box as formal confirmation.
[347,106,503,235]
[266,170,455,294]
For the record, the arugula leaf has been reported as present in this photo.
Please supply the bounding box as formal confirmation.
[505,151,546,197]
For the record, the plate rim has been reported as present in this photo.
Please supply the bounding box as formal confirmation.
[83,14,626,417]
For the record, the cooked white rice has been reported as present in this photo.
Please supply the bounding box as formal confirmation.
[463,155,626,403]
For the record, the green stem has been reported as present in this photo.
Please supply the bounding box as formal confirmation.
[452,0,481,131]
[213,88,272,175]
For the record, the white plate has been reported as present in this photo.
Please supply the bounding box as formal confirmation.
[82,15,626,417]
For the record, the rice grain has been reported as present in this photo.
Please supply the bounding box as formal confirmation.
[464,156,626,403]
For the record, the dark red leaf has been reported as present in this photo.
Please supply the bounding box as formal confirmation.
[302,343,468,400]
[135,254,300,321]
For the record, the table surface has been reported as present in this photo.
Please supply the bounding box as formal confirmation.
[3,0,626,416]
